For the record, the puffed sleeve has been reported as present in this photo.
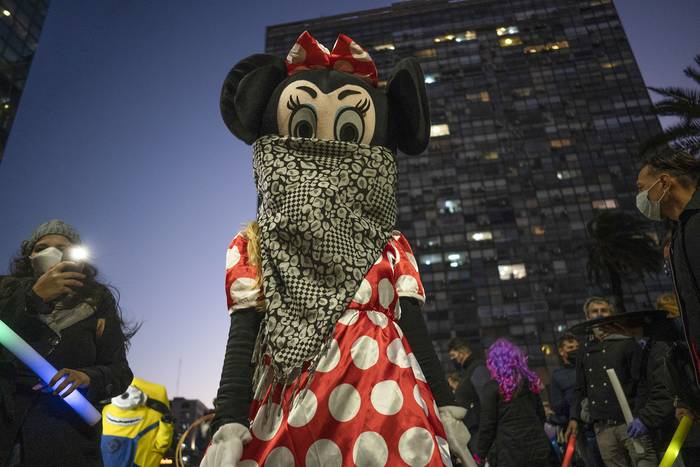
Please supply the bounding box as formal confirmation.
[391,232,426,304]
[225,233,263,314]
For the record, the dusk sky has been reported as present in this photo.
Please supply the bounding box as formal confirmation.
[0,0,698,405]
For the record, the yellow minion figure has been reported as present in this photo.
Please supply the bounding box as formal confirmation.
[101,377,174,467]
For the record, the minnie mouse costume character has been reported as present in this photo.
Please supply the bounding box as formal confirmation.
[202,32,475,467]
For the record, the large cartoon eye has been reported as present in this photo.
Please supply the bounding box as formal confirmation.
[334,107,365,143]
[288,104,317,139]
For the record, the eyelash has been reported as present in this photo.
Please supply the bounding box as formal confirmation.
[354,98,370,116]
[287,94,370,116]
[287,95,303,111]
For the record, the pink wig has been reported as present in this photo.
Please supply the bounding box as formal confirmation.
[486,338,541,402]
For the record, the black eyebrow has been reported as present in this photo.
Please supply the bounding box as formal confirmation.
[296,85,317,98]
[338,89,361,100]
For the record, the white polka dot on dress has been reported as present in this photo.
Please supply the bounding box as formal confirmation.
[353,431,388,467]
[408,353,427,382]
[366,310,388,328]
[288,389,317,428]
[377,278,395,308]
[328,384,361,422]
[396,275,420,295]
[264,446,295,466]
[305,439,342,467]
[350,336,379,370]
[353,279,372,305]
[337,309,359,326]
[251,403,283,441]
[371,380,404,416]
[316,339,340,373]
[226,245,241,269]
[436,436,452,466]
[387,339,410,368]
[398,427,435,466]
[413,384,429,416]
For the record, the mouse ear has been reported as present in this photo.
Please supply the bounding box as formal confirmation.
[220,54,287,144]
[386,57,430,155]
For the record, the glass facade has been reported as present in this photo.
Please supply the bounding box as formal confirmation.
[266,0,670,374]
[0,0,49,160]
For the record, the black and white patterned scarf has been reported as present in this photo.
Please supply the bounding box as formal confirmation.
[252,135,397,390]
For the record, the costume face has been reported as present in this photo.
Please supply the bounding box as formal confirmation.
[220,32,429,155]
[111,385,146,410]
[274,78,378,145]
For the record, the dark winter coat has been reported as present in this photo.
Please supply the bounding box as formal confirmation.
[0,276,132,467]
[475,379,552,467]
[570,334,642,424]
[548,364,576,426]
[670,186,700,388]
[454,354,490,434]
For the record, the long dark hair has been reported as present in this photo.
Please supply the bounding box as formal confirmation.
[9,251,140,347]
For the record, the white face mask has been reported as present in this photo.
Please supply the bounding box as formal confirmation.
[636,179,668,221]
[30,247,63,274]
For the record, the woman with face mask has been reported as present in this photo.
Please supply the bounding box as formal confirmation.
[0,220,136,467]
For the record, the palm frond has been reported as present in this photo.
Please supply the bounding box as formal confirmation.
[648,86,699,105]
[652,100,700,119]
[638,121,700,156]
[685,58,700,86]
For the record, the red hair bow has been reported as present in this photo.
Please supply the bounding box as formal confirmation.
[285,31,378,87]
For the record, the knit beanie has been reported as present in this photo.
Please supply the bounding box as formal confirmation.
[21,219,81,256]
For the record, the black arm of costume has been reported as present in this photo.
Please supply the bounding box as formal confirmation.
[475,380,499,459]
[211,307,262,433]
[398,297,454,407]
[79,290,133,402]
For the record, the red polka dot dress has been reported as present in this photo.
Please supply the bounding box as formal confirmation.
[225,231,453,467]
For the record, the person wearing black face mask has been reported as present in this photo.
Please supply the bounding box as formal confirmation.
[447,337,490,451]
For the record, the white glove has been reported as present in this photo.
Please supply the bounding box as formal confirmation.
[438,406,478,467]
[200,423,252,467]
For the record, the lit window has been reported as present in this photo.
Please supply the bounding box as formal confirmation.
[434,34,456,43]
[592,199,619,209]
[377,80,387,88]
[601,61,620,69]
[550,139,572,149]
[470,231,493,241]
[430,124,450,137]
[531,226,545,236]
[424,74,438,84]
[455,31,477,42]
[415,48,437,58]
[496,26,519,36]
[373,43,396,51]
[2,9,10,16]
[483,151,499,160]
[499,37,522,47]
[446,252,468,268]
[465,91,490,102]
[555,324,567,332]
[420,253,442,266]
[541,344,552,355]
[556,170,579,180]
[513,87,532,97]
[547,40,569,50]
[439,199,461,214]
[498,263,527,280]
[524,45,545,54]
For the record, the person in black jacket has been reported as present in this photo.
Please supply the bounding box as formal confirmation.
[0,220,135,467]
[448,337,490,448]
[637,151,700,412]
[568,318,658,466]
[473,338,552,467]
[549,334,579,428]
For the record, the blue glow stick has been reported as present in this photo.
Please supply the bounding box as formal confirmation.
[0,320,102,425]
